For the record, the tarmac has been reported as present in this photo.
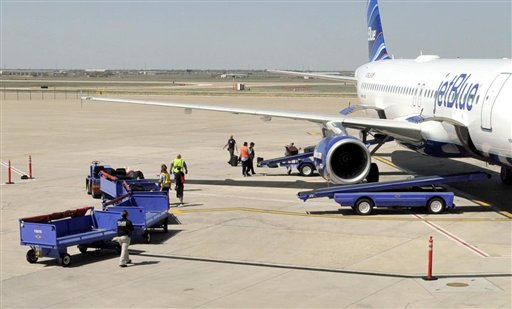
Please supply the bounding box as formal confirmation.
[1,92,511,308]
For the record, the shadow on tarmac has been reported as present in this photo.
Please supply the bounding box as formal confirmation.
[391,150,512,211]
[307,206,497,216]
[132,252,512,280]
[186,178,326,190]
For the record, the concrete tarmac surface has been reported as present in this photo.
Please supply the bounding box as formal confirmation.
[1,94,511,308]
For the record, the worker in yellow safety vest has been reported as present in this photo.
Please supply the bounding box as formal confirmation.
[170,154,188,206]
[159,164,172,193]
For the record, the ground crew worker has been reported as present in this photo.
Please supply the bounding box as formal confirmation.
[159,164,171,193]
[248,142,256,175]
[170,154,188,206]
[240,142,250,176]
[223,135,238,163]
[117,210,134,268]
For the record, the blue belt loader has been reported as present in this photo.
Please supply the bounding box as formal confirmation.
[298,172,490,215]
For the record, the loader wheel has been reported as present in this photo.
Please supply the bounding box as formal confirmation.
[427,197,445,214]
[60,253,72,267]
[299,163,315,177]
[26,249,38,264]
[355,198,374,215]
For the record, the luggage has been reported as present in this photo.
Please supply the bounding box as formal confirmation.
[229,155,239,166]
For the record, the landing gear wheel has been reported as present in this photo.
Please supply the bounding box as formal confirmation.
[427,197,445,214]
[366,163,379,183]
[500,167,512,185]
[299,163,315,176]
[355,198,374,215]
[60,253,72,267]
[26,249,38,264]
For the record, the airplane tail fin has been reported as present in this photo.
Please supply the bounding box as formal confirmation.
[367,0,390,62]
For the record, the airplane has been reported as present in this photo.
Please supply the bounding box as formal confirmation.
[84,0,512,186]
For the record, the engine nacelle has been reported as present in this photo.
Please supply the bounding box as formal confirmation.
[314,135,371,184]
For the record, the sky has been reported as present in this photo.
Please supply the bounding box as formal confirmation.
[1,0,511,71]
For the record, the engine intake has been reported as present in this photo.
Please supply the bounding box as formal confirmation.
[314,135,371,184]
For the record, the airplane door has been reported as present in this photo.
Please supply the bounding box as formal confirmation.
[481,73,511,130]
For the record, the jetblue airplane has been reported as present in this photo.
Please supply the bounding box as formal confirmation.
[85,0,512,185]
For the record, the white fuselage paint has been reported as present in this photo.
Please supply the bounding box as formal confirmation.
[354,56,512,167]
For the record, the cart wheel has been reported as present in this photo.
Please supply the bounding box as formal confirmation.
[78,246,87,254]
[427,197,445,214]
[26,249,38,264]
[163,217,169,233]
[355,198,374,215]
[143,231,151,244]
[299,163,315,177]
[60,253,72,267]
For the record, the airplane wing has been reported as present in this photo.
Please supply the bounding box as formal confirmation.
[268,70,357,82]
[84,96,423,142]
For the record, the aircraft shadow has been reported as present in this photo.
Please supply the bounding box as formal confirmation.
[390,150,512,211]
[185,178,326,190]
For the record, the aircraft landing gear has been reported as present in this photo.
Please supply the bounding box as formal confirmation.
[500,167,512,185]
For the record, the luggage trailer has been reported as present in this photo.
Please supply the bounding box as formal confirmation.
[297,172,490,215]
[100,175,170,243]
[258,152,317,176]
[19,207,121,267]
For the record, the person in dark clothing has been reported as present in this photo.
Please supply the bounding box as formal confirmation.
[117,210,134,267]
[223,135,238,162]
[248,142,256,175]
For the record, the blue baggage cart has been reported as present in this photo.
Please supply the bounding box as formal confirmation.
[105,191,170,243]
[19,207,121,267]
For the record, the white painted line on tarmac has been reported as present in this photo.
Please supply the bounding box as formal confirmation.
[414,214,490,258]
[0,161,28,177]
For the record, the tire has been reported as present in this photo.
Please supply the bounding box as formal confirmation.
[299,163,315,177]
[60,253,72,267]
[26,249,38,264]
[366,163,379,183]
[355,198,374,215]
[500,167,512,185]
[86,181,92,195]
[78,246,87,254]
[427,197,445,214]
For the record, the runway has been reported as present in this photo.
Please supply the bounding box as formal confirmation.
[1,90,510,308]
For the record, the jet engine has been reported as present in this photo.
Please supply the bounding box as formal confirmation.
[313,135,371,184]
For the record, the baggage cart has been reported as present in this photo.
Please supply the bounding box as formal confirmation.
[19,207,121,267]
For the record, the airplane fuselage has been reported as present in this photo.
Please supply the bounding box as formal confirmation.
[355,56,512,168]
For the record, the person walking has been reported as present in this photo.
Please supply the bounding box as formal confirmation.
[117,210,134,268]
[223,135,238,163]
[170,154,188,206]
[159,164,171,193]
[239,142,250,176]
[248,142,256,175]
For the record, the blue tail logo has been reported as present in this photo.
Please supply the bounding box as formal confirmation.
[367,0,390,62]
